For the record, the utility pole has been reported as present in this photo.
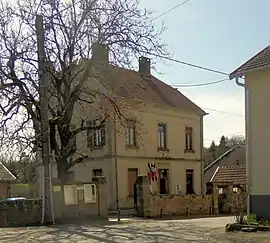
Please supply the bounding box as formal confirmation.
[35,14,54,225]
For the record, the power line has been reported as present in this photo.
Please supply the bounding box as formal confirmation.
[172,78,229,87]
[143,51,229,76]
[35,1,230,78]
[153,0,191,21]
[202,107,244,116]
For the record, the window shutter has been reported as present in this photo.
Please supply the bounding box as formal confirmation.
[64,185,77,205]
[101,124,106,146]
[84,184,97,203]
[87,121,92,148]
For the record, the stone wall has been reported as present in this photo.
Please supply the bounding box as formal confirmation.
[53,176,108,221]
[136,175,213,218]
[0,199,42,227]
[147,194,213,217]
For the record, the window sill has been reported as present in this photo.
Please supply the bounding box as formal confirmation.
[125,144,138,149]
[89,145,105,151]
[157,147,169,152]
[184,149,195,154]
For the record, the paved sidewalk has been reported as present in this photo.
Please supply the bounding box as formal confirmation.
[0,217,269,242]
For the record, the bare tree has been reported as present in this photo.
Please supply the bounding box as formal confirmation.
[230,185,247,224]
[0,0,168,181]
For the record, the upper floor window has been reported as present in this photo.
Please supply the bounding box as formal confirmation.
[185,127,194,152]
[87,119,106,149]
[125,120,136,146]
[92,169,103,177]
[157,123,167,149]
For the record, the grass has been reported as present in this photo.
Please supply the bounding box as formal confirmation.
[246,214,270,226]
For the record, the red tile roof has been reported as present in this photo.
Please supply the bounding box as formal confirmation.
[230,45,270,79]
[99,66,207,116]
[210,165,246,185]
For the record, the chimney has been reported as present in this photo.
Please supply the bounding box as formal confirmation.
[92,43,109,67]
[139,56,151,75]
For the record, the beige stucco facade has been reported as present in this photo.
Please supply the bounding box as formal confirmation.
[245,69,270,196]
[231,67,270,219]
[53,100,204,209]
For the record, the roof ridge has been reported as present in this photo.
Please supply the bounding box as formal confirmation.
[204,145,240,172]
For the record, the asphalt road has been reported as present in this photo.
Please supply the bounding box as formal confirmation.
[0,216,270,242]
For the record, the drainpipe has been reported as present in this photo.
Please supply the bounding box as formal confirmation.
[113,112,120,221]
[200,116,204,195]
[235,77,251,216]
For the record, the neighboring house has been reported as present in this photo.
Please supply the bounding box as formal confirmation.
[43,44,207,209]
[204,145,245,189]
[209,165,246,186]
[0,162,17,198]
[209,164,246,214]
[230,45,270,219]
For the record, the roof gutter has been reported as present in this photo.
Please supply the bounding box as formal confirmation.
[235,77,251,216]
[235,77,245,87]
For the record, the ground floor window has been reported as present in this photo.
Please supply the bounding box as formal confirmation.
[186,169,194,194]
[158,169,169,194]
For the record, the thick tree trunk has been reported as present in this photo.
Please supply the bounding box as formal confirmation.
[56,158,73,183]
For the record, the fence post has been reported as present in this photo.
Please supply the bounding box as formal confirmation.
[160,208,163,219]
[185,207,189,217]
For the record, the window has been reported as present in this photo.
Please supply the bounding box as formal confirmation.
[159,169,169,194]
[157,123,167,149]
[186,169,194,194]
[185,127,193,152]
[233,187,239,193]
[128,168,138,197]
[87,119,106,148]
[93,169,103,177]
[125,120,136,146]
[218,188,223,194]
[84,184,97,203]
[64,185,77,205]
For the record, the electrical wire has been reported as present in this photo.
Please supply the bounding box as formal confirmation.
[172,78,229,87]
[142,51,229,76]
[152,0,191,21]
[202,107,244,116]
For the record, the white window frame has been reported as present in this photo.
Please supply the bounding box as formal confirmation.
[157,123,167,148]
[64,185,78,205]
[125,120,136,146]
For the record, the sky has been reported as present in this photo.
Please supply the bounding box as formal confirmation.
[138,0,270,147]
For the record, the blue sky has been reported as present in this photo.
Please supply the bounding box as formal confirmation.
[139,0,270,147]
